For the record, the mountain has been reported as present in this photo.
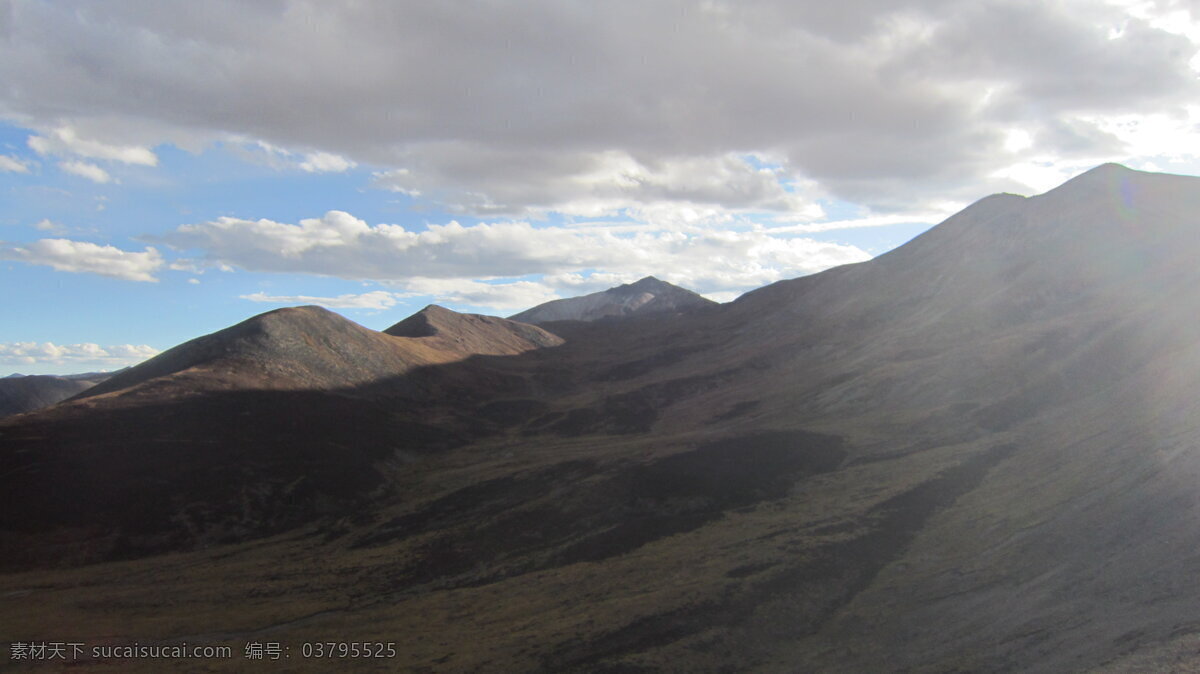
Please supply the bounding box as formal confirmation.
[6,164,1200,671]
[0,372,109,418]
[509,275,716,323]
[79,304,561,402]
[0,304,561,565]
[386,303,563,351]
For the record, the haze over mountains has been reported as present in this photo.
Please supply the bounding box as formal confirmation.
[5,164,1200,671]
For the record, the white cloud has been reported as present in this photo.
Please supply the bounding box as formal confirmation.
[231,140,294,169]
[1082,107,1200,159]
[768,211,956,234]
[299,151,356,173]
[28,126,157,166]
[701,290,742,304]
[372,151,823,221]
[1004,129,1034,153]
[541,271,647,294]
[59,160,113,184]
[1,239,163,282]
[990,160,1093,193]
[240,290,398,310]
[0,154,30,173]
[398,279,562,311]
[167,258,205,273]
[0,342,159,368]
[32,218,67,234]
[235,141,357,174]
[157,210,870,298]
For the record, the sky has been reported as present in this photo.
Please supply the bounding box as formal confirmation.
[3,0,1200,374]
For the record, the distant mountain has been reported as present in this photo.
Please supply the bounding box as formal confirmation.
[386,303,563,352]
[0,373,109,418]
[0,304,563,564]
[80,304,560,402]
[509,275,716,323]
[62,370,121,381]
[12,165,1200,671]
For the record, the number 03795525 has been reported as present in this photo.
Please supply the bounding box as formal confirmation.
[300,642,397,658]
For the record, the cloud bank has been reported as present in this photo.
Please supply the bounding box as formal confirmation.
[240,290,399,310]
[0,341,159,368]
[58,160,112,183]
[160,210,871,295]
[1,0,1196,216]
[4,1,1200,316]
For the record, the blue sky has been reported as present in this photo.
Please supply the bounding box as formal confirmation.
[2,1,1200,374]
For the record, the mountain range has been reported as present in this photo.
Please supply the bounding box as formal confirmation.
[0,371,112,418]
[4,163,1200,671]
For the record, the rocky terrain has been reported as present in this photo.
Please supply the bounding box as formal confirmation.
[4,164,1200,671]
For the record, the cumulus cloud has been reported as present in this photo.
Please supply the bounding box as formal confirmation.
[1,239,163,282]
[239,282,561,314]
[32,218,66,234]
[768,211,954,234]
[59,160,113,183]
[28,126,157,166]
[1,1,1196,215]
[157,210,870,296]
[299,151,356,173]
[240,290,399,310]
[235,142,357,174]
[0,341,159,367]
[372,151,822,221]
[541,271,650,295]
[398,278,563,311]
[0,154,30,173]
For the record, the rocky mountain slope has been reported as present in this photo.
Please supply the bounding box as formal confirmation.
[387,303,563,351]
[509,275,716,323]
[80,304,561,402]
[4,164,1200,671]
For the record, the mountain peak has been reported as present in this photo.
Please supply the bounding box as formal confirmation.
[1080,161,1131,176]
[75,304,563,401]
[384,305,562,352]
[1041,162,1148,198]
[385,304,458,338]
[509,276,716,324]
[624,276,676,292]
[76,305,414,398]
